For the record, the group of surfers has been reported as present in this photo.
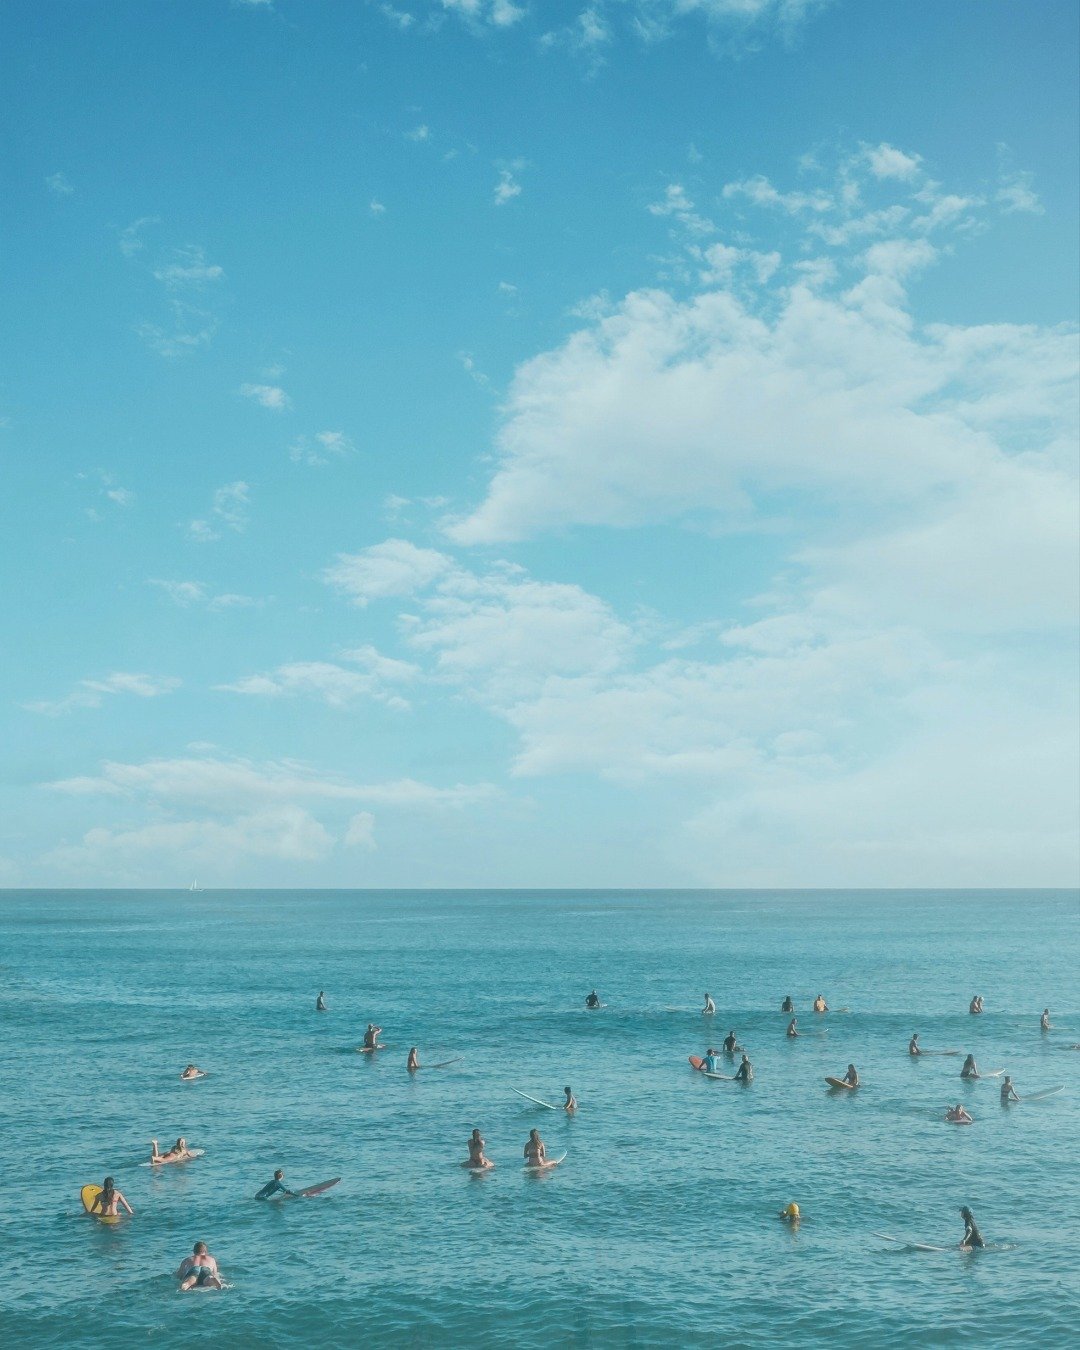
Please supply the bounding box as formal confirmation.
[463,1126,563,1171]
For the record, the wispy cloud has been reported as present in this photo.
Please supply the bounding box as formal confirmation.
[239,382,291,411]
[289,430,354,466]
[148,579,260,610]
[187,481,251,542]
[45,171,74,196]
[217,647,420,709]
[494,166,522,206]
[153,246,225,288]
[25,672,181,716]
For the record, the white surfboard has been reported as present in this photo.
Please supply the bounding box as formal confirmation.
[523,1151,567,1172]
[1022,1086,1064,1101]
[874,1232,954,1252]
[511,1087,560,1110]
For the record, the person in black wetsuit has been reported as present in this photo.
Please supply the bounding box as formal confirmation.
[781,996,794,1014]
[255,1169,295,1200]
[959,1206,985,1249]
[733,1054,753,1083]
[316,991,327,1011]
[585,991,600,1008]
[722,1030,739,1053]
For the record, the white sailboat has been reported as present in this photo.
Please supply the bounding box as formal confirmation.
[189,879,202,892]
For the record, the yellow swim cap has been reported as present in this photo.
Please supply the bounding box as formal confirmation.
[785,1203,800,1217]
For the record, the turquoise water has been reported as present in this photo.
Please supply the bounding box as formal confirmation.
[1,889,1078,1348]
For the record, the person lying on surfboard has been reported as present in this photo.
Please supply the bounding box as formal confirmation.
[842,1064,859,1087]
[813,995,828,1013]
[407,1047,420,1070]
[465,1129,494,1170]
[1000,1076,1020,1103]
[781,996,794,1013]
[959,1206,985,1249]
[946,1104,973,1123]
[177,1241,223,1290]
[722,1031,740,1053]
[787,1018,799,1038]
[524,1129,556,1168]
[960,1054,980,1079]
[703,993,715,1015]
[151,1137,192,1164]
[362,1023,383,1050]
[733,1054,754,1083]
[180,1064,204,1079]
[91,1177,134,1218]
[585,990,601,1008]
[316,991,327,1011]
[563,1086,577,1112]
[255,1169,296,1200]
[1041,1008,1051,1031]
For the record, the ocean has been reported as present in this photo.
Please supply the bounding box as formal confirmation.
[1,889,1077,1348]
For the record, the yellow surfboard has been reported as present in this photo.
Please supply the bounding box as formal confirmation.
[81,1184,120,1224]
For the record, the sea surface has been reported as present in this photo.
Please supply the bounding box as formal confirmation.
[1,889,1078,1348]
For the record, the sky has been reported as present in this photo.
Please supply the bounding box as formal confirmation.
[1,0,1077,889]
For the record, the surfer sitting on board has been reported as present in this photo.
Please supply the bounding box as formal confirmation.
[723,1031,739,1053]
[407,1048,420,1071]
[563,1086,577,1112]
[255,1169,296,1200]
[362,1023,383,1050]
[151,1137,192,1165]
[959,1207,985,1249]
[177,1241,222,1290]
[733,1054,754,1083]
[180,1064,204,1079]
[465,1129,494,1170]
[703,993,715,1015]
[90,1176,133,1218]
[1000,1076,1020,1103]
[908,1034,921,1055]
[969,995,983,1014]
[813,995,828,1013]
[787,1018,799,1038]
[316,991,327,1011]
[960,1054,979,1079]
[701,1048,719,1072]
[946,1104,973,1124]
[585,990,601,1008]
[781,996,794,1013]
[1041,1008,1051,1031]
[842,1064,859,1088]
[524,1129,556,1168]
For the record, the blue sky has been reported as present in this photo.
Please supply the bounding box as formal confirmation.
[2,0,1077,888]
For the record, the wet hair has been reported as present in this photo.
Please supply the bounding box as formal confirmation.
[529,1129,540,1140]
[274,1170,284,1179]
[102,1177,115,1199]
[959,1206,973,1220]
[194,1241,207,1255]
[176,1138,186,1151]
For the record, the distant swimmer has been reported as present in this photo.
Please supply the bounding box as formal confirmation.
[960,1055,979,1080]
[585,990,601,1009]
[151,1137,192,1165]
[733,1053,754,1083]
[563,1086,577,1113]
[959,1206,985,1250]
[778,1202,800,1225]
[813,995,828,1013]
[180,1064,205,1079]
[1000,1076,1020,1104]
[362,1023,383,1050]
[703,993,716,1016]
[781,996,795,1014]
[255,1169,296,1200]
[524,1129,556,1169]
[316,991,327,1012]
[946,1104,973,1124]
[407,1048,420,1071]
[787,1018,800,1038]
[908,1034,921,1056]
[465,1129,494,1170]
[722,1030,739,1053]
[90,1176,133,1218]
[842,1064,859,1088]
[177,1241,222,1291]
[969,995,983,1015]
[1040,1008,1051,1032]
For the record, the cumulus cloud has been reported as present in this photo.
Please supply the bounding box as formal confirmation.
[344,812,377,849]
[24,672,181,716]
[217,647,419,709]
[322,539,452,605]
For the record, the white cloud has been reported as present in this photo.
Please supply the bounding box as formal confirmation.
[290,430,354,466]
[119,217,159,257]
[344,812,377,850]
[239,382,291,411]
[405,123,431,142]
[380,5,415,29]
[45,172,74,196]
[440,0,524,28]
[148,579,259,610]
[369,199,387,215]
[217,647,419,709]
[997,170,1043,215]
[187,481,251,542]
[863,142,923,181]
[153,246,225,288]
[323,538,452,605]
[25,672,181,716]
[494,167,522,206]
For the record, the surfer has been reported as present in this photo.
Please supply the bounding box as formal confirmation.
[563,1086,577,1113]
[151,1137,192,1165]
[255,1169,295,1200]
[703,993,716,1016]
[786,1018,799,1038]
[722,1030,739,1053]
[734,1053,754,1083]
[960,1054,979,1079]
[946,1104,973,1124]
[842,1064,859,1088]
[180,1064,204,1079]
[316,991,327,1011]
[702,1048,719,1073]
[177,1241,223,1290]
[1000,1076,1020,1104]
[1041,1008,1051,1031]
[524,1129,554,1168]
[778,1202,800,1225]
[781,996,794,1013]
[362,1023,383,1050]
[908,1034,921,1056]
[585,990,601,1008]
[969,995,983,1014]
[465,1129,493,1170]
[959,1206,985,1249]
[90,1176,134,1218]
[407,1047,420,1071]
[813,995,828,1013]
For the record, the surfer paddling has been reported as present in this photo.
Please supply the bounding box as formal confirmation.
[1000,1076,1020,1104]
[813,995,828,1013]
[255,1169,296,1200]
[151,1137,193,1165]
[959,1206,985,1249]
[787,1018,800,1038]
[177,1241,223,1290]
[464,1129,494,1170]
[946,1104,973,1124]
[90,1176,133,1218]
[702,993,716,1016]
[585,990,601,1009]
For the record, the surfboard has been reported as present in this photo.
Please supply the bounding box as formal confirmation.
[81,1184,120,1223]
[702,1071,734,1080]
[523,1151,567,1172]
[356,1044,387,1053]
[873,1232,953,1252]
[1022,1086,1064,1101]
[945,1116,973,1124]
[825,1077,856,1090]
[144,1148,205,1166]
[269,1176,341,1199]
[919,1049,960,1056]
[461,1161,495,1172]
[688,1055,705,1070]
[179,1071,207,1080]
[511,1087,559,1110]
[978,1069,1006,1078]
[425,1058,463,1070]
